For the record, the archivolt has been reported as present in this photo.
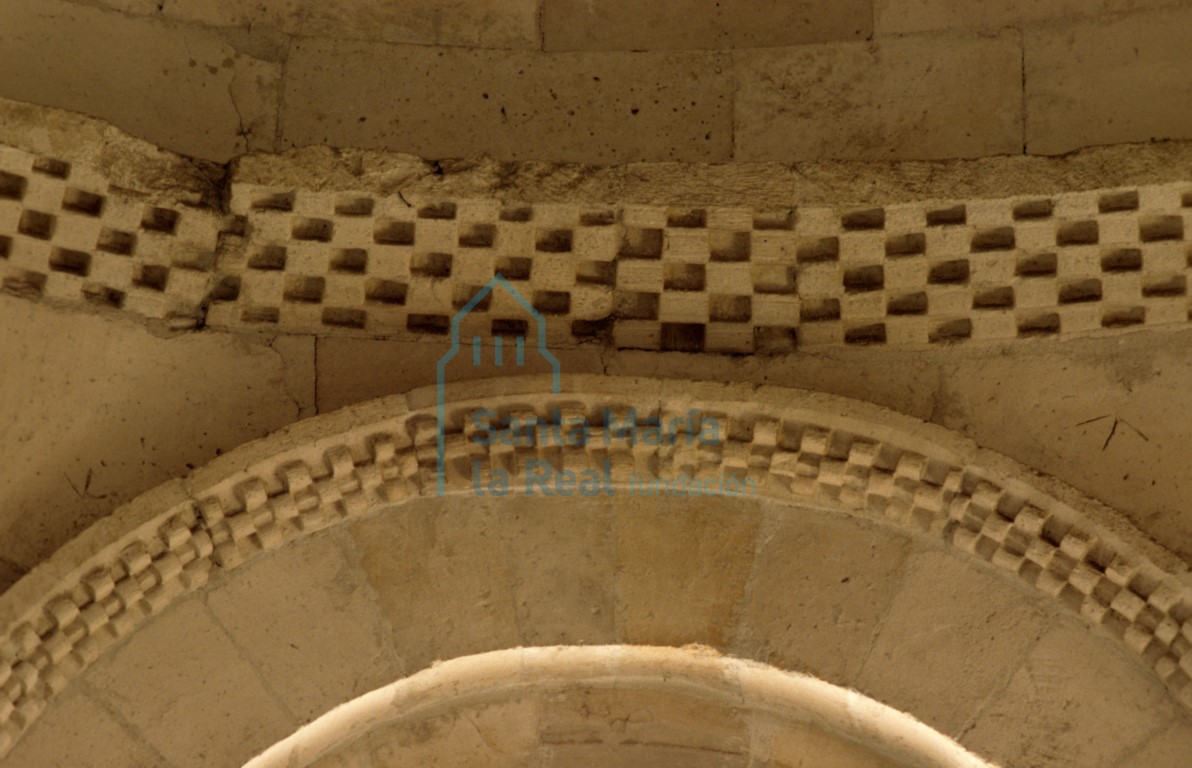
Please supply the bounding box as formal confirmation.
[0,375,1188,757]
[245,646,998,768]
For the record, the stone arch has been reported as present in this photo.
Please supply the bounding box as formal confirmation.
[245,646,998,768]
[1,375,1190,766]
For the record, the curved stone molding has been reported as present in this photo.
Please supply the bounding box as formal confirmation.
[0,375,1189,763]
[246,646,997,768]
[1,98,1192,350]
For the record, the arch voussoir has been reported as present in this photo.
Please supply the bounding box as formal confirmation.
[0,375,1189,764]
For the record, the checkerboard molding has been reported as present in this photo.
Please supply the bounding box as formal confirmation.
[2,141,1190,352]
[0,376,1188,761]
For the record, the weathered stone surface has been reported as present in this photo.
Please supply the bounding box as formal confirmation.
[539,744,749,767]
[734,32,1022,161]
[875,0,1184,34]
[2,689,164,768]
[929,328,1192,563]
[1117,716,1192,768]
[497,496,617,646]
[614,496,763,648]
[162,0,540,49]
[855,551,1052,735]
[964,624,1177,767]
[206,531,401,721]
[0,0,280,161]
[0,297,313,585]
[544,0,870,51]
[272,335,318,420]
[85,0,163,13]
[233,135,1192,208]
[736,511,913,684]
[363,697,540,767]
[766,719,904,768]
[281,40,733,163]
[84,598,298,768]
[315,338,605,413]
[539,687,749,756]
[348,497,521,672]
[1025,8,1192,154]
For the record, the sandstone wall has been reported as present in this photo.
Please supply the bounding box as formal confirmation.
[1,0,1191,163]
[2,98,1192,593]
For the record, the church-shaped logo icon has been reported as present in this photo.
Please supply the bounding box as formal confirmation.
[436,273,561,495]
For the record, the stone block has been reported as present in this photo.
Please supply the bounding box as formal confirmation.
[162,0,540,49]
[614,495,763,649]
[854,550,1052,735]
[539,687,748,756]
[1117,717,1192,768]
[0,298,313,574]
[766,719,903,768]
[205,531,402,721]
[314,338,604,412]
[84,598,298,768]
[281,40,733,163]
[964,624,1178,767]
[876,0,1180,35]
[362,696,540,767]
[496,496,617,646]
[348,497,521,672]
[544,0,870,51]
[2,689,163,768]
[734,32,1022,161]
[0,0,280,161]
[539,743,748,768]
[1025,8,1192,154]
[735,510,913,685]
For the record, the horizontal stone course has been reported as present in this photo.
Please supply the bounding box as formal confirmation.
[733,31,1023,162]
[5,2,1192,165]
[875,0,1187,35]
[4,136,1192,355]
[280,40,734,164]
[161,0,540,49]
[543,0,871,51]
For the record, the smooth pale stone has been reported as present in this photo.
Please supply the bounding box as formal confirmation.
[614,495,764,649]
[538,687,749,754]
[964,623,1179,768]
[206,531,403,721]
[83,598,299,768]
[0,298,313,584]
[496,496,618,646]
[854,550,1052,735]
[362,696,540,767]
[736,510,913,685]
[2,689,165,768]
[348,497,522,673]
[766,718,906,768]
